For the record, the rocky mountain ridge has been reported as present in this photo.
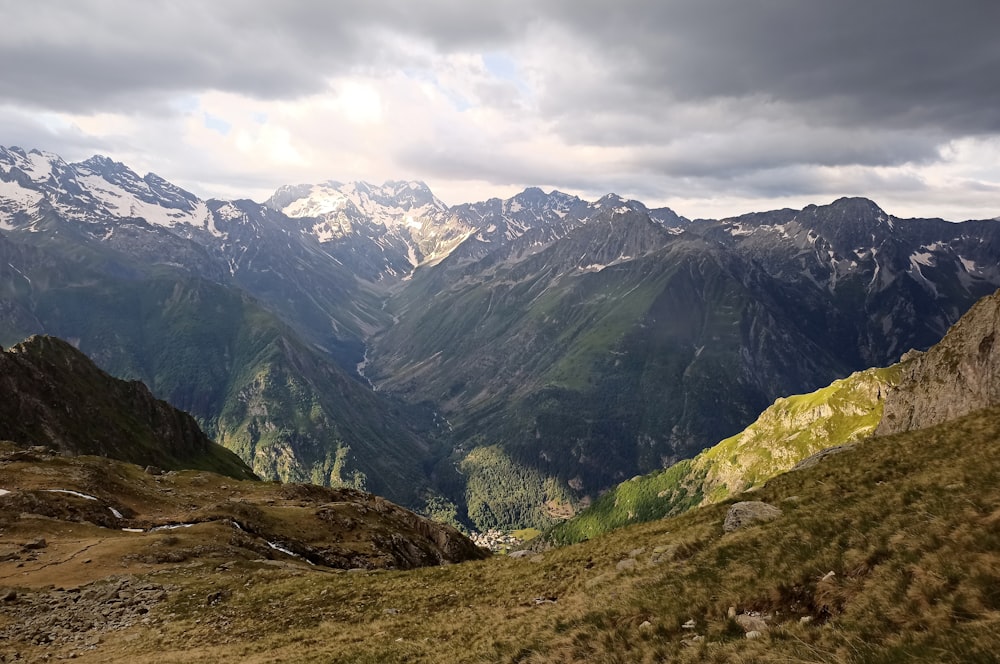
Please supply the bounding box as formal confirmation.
[370,196,1000,528]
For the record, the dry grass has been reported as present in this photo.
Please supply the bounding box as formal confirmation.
[4,405,1000,662]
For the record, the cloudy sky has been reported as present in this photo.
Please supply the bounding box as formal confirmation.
[2,1,998,220]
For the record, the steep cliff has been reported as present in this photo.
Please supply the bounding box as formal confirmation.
[877,288,1000,435]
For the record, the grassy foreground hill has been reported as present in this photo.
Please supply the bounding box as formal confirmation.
[3,401,999,662]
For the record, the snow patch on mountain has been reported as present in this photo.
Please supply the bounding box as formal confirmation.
[0,178,43,210]
[960,257,980,273]
[76,173,216,233]
[284,185,348,218]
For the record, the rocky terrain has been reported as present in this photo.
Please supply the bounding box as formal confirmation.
[0,576,169,652]
[0,443,486,573]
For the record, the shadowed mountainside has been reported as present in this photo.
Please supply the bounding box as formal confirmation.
[0,335,255,480]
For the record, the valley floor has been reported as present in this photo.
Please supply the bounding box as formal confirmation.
[4,405,1000,663]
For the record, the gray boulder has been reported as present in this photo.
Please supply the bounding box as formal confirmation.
[723,501,782,532]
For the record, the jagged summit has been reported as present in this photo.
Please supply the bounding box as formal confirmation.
[75,153,130,174]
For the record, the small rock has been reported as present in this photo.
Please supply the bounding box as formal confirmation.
[144,465,163,476]
[799,616,814,625]
[820,570,836,583]
[2,589,16,602]
[735,614,769,633]
[723,502,782,533]
[616,558,637,571]
[206,590,229,606]
[682,619,696,630]
[638,620,652,630]
[628,547,646,557]
[22,538,47,551]
[508,550,533,559]
[727,606,736,619]
[745,630,763,640]
[383,608,400,615]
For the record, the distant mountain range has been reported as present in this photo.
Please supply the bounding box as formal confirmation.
[2,144,1000,529]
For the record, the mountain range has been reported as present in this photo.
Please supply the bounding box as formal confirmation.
[3,145,1000,529]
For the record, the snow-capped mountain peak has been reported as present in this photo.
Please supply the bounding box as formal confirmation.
[0,146,218,235]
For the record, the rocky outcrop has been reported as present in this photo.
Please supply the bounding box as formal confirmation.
[791,443,858,471]
[0,335,256,480]
[877,289,1000,436]
[723,501,782,532]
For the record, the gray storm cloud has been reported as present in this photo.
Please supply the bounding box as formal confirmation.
[0,0,997,218]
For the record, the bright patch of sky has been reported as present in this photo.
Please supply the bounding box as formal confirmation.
[203,113,231,135]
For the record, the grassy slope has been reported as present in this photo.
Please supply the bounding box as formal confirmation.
[551,364,902,544]
[12,402,999,663]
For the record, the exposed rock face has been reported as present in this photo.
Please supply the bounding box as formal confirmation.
[877,289,1000,436]
[723,501,782,532]
[0,335,256,480]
